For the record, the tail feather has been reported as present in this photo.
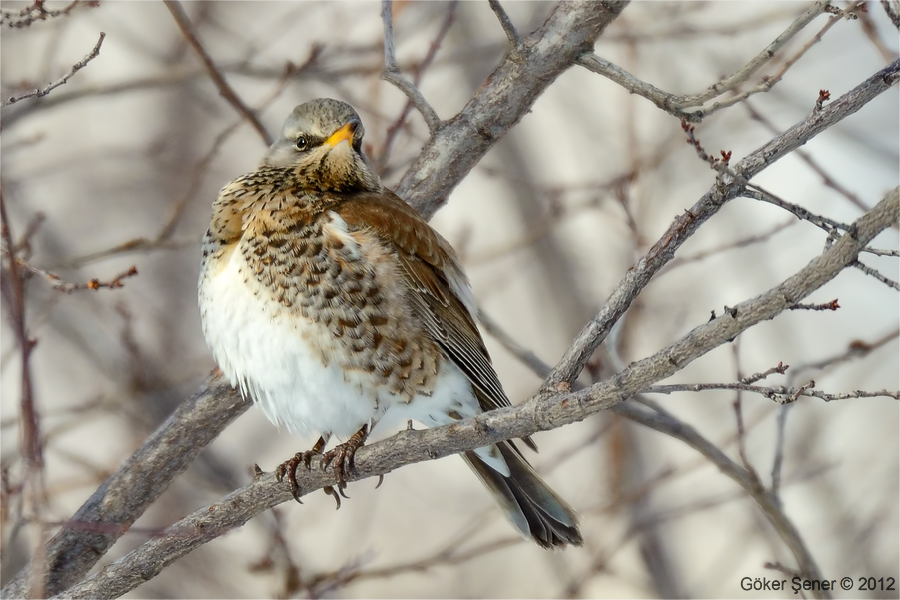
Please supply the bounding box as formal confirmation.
[463,441,583,549]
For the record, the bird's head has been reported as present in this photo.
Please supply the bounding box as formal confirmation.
[262,98,381,193]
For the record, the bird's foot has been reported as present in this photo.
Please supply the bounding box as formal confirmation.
[275,436,327,503]
[320,425,369,500]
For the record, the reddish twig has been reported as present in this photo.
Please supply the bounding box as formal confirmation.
[789,299,839,311]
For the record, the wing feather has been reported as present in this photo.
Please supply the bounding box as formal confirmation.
[334,191,510,412]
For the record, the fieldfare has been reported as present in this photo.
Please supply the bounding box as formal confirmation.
[198,98,583,548]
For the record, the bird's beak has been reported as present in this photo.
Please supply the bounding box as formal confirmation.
[324,121,358,148]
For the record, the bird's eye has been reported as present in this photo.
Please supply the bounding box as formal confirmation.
[295,136,309,151]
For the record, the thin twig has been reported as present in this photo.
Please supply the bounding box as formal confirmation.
[861,247,899,257]
[380,0,442,135]
[0,0,97,28]
[646,382,899,402]
[2,32,105,107]
[577,1,832,120]
[740,362,790,385]
[12,260,139,293]
[377,1,456,171]
[744,101,872,213]
[742,186,852,233]
[163,0,272,145]
[488,0,522,49]
[852,259,900,290]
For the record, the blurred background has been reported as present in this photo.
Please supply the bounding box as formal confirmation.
[1,1,898,598]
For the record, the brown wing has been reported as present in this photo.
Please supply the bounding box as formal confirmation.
[334,190,512,413]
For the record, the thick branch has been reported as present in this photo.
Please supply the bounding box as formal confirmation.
[0,379,249,598]
[54,188,897,600]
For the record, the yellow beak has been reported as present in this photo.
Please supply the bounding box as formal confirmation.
[324,122,357,148]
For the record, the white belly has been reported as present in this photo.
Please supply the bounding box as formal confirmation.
[198,249,482,447]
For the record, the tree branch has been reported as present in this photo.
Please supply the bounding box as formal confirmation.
[380,0,442,135]
[52,187,897,600]
[541,58,900,392]
[397,0,630,219]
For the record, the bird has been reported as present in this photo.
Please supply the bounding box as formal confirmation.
[198,98,582,549]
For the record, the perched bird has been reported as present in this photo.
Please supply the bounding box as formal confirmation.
[198,98,582,548]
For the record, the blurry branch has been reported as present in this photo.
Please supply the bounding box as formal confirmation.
[1,378,250,599]
[397,0,631,219]
[0,0,97,28]
[303,521,517,596]
[788,328,899,382]
[542,58,900,394]
[1,32,105,107]
[10,261,139,293]
[662,219,796,273]
[51,188,898,600]
[1,50,340,129]
[380,0,442,135]
[164,0,273,146]
[577,0,864,121]
[0,186,46,597]
[62,59,304,269]
[0,188,43,478]
[744,101,872,213]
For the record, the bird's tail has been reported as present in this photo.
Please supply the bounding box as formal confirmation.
[462,441,583,549]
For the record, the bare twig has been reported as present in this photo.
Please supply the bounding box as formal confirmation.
[861,247,899,257]
[577,1,832,120]
[163,0,272,145]
[380,0,442,135]
[647,382,899,402]
[740,362,790,385]
[488,0,522,49]
[12,261,139,293]
[789,299,839,311]
[377,1,456,171]
[852,259,900,290]
[789,329,900,381]
[742,187,852,233]
[2,32,105,107]
[0,0,97,28]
